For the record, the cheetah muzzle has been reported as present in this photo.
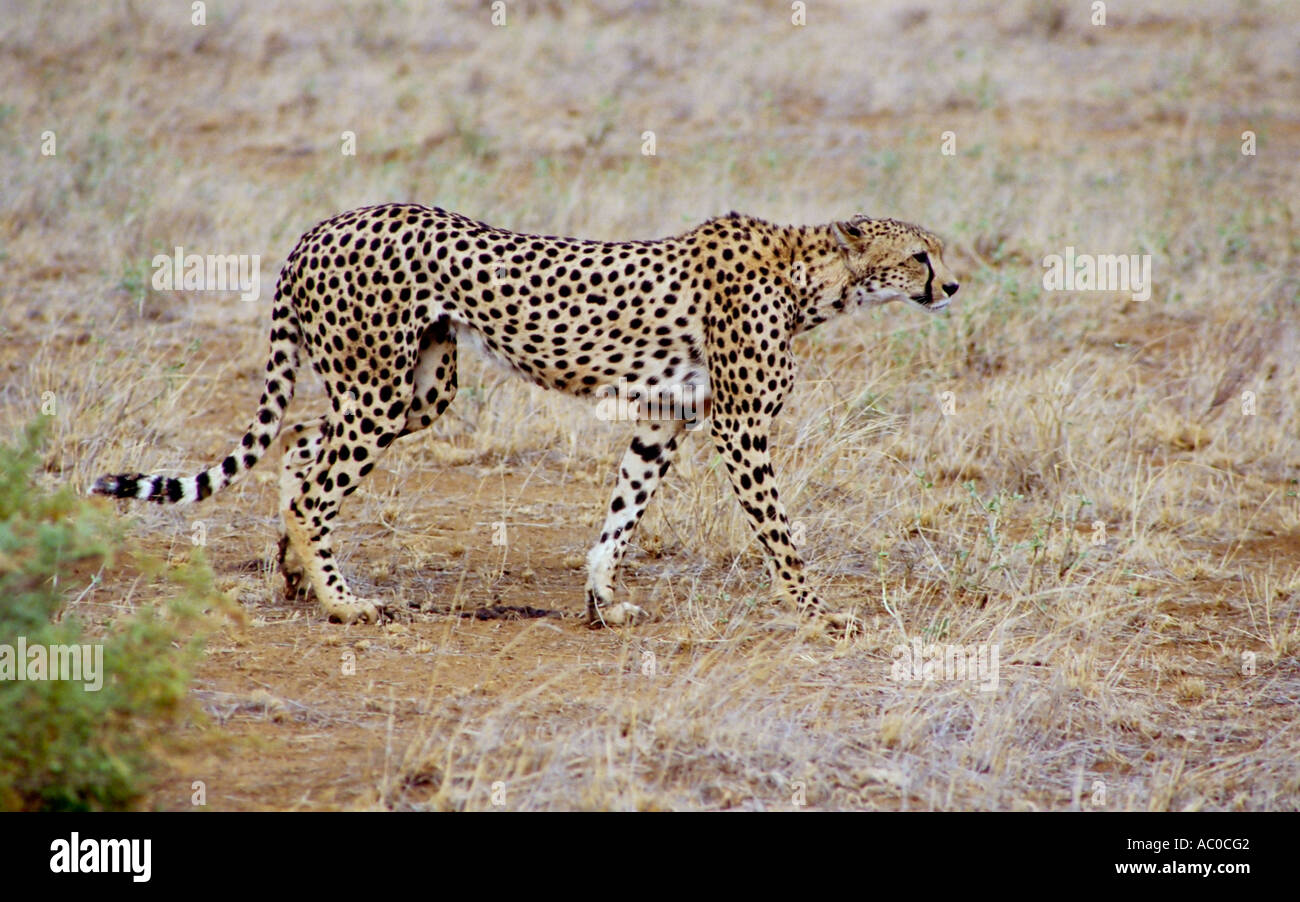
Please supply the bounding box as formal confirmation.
[92,205,959,632]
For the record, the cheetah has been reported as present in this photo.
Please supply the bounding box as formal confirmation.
[93,204,958,630]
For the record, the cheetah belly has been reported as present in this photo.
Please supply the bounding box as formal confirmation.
[447,313,707,414]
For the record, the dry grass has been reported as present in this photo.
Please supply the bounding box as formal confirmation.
[1,0,1298,810]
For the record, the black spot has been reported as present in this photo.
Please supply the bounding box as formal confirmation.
[630,437,660,462]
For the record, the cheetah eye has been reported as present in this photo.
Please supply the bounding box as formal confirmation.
[913,252,929,264]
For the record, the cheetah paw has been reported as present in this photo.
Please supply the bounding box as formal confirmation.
[325,598,386,625]
[587,601,649,628]
[281,563,309,599]
[819,610,863,638]
[275,536,311,598]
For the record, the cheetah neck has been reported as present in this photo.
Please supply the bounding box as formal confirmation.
[784,225,854,333]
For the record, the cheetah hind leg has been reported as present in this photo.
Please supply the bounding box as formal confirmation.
[277,420,323,601]
[283,322,455,624]
[281,404,398,625]
[275,415,386,623]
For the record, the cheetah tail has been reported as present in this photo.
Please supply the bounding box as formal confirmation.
[91,280,302,505]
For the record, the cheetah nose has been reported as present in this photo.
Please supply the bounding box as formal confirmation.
[942,282,959,298]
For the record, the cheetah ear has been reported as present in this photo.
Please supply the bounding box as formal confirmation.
[831,220,865,250]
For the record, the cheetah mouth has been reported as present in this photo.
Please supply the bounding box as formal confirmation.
[910,293,950,311]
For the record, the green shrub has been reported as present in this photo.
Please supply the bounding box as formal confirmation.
[0,420,224,810]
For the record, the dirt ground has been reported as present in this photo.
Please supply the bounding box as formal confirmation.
[2,1,1298,809]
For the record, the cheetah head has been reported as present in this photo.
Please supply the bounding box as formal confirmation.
[830,215,959,312]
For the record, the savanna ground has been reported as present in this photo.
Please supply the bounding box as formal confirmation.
[1,0,1298,810]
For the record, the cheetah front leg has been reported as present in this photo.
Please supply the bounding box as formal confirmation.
[708,406,822,614]
[707,349,858,634]
[585,416,690,627]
